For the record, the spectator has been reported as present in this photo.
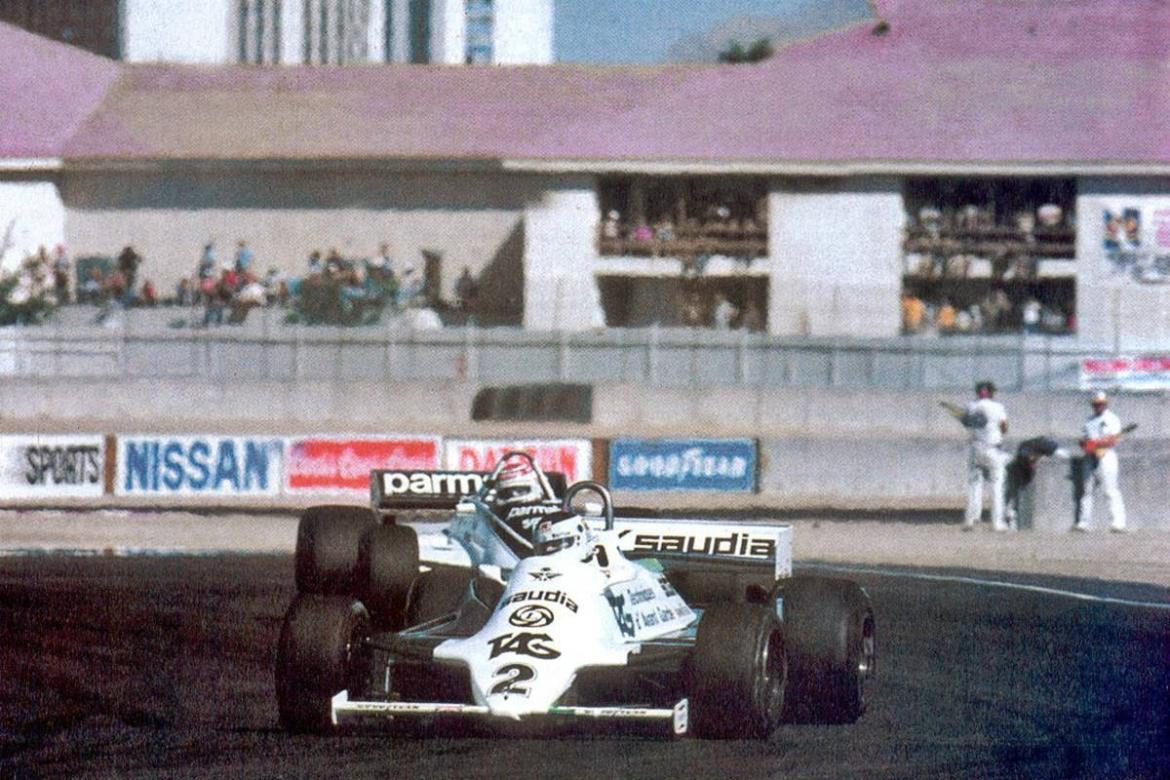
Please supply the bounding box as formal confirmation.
[1022,298,1042,334]
[198,242,216,281]
[116,245,142,305]
[631,223,653,243]
[175,277,195,307]
[654,218,677,242]
[139,279,157,306]
[602,210,621,239]
[307,250,323,275]
[325,248,343,277]
[52,245,70,303]
[397,266,423,307]
[105,269,127,304]
[263,266,287,306]
[901,291,925,333]
[81,266,104,304]
[202,270,232,327]
[234,240,254,274]
[712,293,737,330]
[936,299,957,333]
[373,242,395,271]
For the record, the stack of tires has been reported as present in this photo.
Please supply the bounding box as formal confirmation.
[275,506,419,733]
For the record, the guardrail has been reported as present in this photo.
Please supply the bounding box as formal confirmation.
[0,307,1112,391]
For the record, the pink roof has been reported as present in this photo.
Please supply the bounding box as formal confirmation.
[0,21,120,158]
[4,1,1170,166]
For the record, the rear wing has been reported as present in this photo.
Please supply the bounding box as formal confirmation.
[612,518,792,581]
[371,469,568,510]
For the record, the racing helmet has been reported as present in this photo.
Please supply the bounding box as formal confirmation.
[496,459,543,505]
[533,512,591,555]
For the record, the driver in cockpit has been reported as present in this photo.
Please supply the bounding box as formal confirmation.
[491,458,562,544]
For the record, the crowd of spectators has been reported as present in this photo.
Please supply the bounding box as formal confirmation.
[901,289,1073,336]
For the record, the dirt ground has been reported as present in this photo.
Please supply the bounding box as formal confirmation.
[3,510,1168,588]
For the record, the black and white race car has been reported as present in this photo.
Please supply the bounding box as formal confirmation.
[276,452,876,738]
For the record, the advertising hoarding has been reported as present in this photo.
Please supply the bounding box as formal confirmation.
[0,434,105,499]
[116,435,283,496]
[609,438,757,492]
[285,435,441,492]
[443,439,592,483]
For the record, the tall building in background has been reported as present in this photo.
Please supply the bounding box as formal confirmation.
[0,0,553,65]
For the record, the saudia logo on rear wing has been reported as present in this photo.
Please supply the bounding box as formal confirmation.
[371,470,489,508]
[612,520,792,579]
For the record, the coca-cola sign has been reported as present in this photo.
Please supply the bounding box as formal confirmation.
[285,436,441,492]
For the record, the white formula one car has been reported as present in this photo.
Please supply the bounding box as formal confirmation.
[276,453,876,739]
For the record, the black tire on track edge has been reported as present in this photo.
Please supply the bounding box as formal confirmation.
[779,575,876,724]
[275,594,371,734]
[688,602,787,739]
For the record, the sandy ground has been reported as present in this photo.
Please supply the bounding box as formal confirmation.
[2,510,1168,588]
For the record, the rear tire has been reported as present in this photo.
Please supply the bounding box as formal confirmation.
[689,603,786,739]
[780,575,876,724]
[275,594,371,733]
[357,524,419,629]
[294,505,377,595]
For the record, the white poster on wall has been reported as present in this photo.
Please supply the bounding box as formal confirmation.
[1100,198,1170,284]
[0,434,105,499]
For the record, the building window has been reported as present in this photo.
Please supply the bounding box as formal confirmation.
[900,177,1077,336]
[465,0,493,64]
[409,0,430,62]
[597,176,769,261]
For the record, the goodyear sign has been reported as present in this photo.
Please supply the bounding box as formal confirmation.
[609,438,757,492]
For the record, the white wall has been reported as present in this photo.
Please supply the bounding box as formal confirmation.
[493,0,554,64]
[122,0,233,63]
[430,0,466,64]
[523,176,604,330]
[0,181,66,273]
[1075,176,1170,350]
[767,176,904,338]
[61,168,535,300]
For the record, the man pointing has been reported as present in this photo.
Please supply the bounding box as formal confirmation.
[963,380,1010,532]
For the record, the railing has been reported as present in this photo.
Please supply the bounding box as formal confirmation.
[597,224,767,259]
[0,307,1115,391]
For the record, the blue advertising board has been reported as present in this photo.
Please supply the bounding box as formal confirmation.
[609,438,757,492]
[116,435,283,496]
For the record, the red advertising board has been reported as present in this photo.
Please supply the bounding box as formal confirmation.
[443,439,592,483]
[286,436,441,492]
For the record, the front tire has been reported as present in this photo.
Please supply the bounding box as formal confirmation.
[689,603,787,739]
[275,595,371,733]
[780,575,876,724]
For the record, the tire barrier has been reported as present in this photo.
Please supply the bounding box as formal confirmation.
[471,383,593,423]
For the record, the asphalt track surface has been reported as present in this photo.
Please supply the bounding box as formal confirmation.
[1,556,1168,779]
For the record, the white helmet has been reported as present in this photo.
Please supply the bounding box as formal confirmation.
[496,459,542,506]
[533,512,591,555]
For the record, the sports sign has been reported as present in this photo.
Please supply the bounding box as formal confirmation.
[285,436,440,492]
[608,438,757,492]
[117,435,283,496]
[444,439,592,483]
[1080,356,1170,391]
[0,434,105,499]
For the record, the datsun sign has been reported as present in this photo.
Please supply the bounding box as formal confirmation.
[117,435,283,496]
[609,438,757,492]
[444,439,592,483]
[285,436,441,492]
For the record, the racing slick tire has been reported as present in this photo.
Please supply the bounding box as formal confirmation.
[275,594,371,734]
[779,575,876,724]
[688,603,787,739]
[294,505,377,596]
[357,524,419,630]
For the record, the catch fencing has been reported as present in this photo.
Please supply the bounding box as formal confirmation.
[0,308,1127,391]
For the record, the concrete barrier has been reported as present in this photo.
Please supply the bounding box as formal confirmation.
[1028,439,1170,532]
